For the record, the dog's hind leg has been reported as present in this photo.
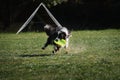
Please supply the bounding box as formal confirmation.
[41,43,48,50]
[41,37,51,50]
[42,32,58,50]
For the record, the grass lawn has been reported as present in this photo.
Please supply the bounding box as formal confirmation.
[0,29,120,80]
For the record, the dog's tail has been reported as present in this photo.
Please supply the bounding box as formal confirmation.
[44,24,55,36]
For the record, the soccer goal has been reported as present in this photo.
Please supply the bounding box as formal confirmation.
[16,3,62,34]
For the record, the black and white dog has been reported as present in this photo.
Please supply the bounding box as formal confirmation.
[41,24,71,54]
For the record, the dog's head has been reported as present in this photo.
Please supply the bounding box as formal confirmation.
[58,32,66,40]
[58,27,71,39]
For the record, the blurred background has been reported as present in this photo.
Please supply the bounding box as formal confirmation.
[0,0,120,32]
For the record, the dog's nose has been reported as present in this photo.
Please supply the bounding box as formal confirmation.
[55,39,58,41]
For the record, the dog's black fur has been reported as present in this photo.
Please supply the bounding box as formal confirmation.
[42,24,71,54]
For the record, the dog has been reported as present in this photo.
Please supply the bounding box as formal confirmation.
[41,24,71,54]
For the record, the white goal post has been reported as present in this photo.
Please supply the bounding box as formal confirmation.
[16,3,62,34]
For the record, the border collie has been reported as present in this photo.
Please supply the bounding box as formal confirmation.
[41,24,71,54]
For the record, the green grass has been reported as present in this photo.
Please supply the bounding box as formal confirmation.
[0,29,120,80]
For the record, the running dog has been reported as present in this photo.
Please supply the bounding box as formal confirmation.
[41,24,71,54]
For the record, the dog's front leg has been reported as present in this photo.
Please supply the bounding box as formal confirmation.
[52,46,60,54]
[64,38,69,53]
[65,38,69,49]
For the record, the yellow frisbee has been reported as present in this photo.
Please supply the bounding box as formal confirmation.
[54,39,66,47]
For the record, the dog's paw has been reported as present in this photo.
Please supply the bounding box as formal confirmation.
[52,51,55,54]
[52,51,57,54]
[65,51,68,54]
[41,47,45,50]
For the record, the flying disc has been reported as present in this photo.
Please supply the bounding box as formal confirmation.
[54,39,66,47]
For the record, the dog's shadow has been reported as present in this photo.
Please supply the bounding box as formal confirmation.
[19,53,53,57]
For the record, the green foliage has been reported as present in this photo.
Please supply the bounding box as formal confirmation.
[48,0,67,6]
[0,29,120,80]
[33,0,68,7]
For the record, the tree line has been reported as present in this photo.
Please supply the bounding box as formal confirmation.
[0,0,120,31]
